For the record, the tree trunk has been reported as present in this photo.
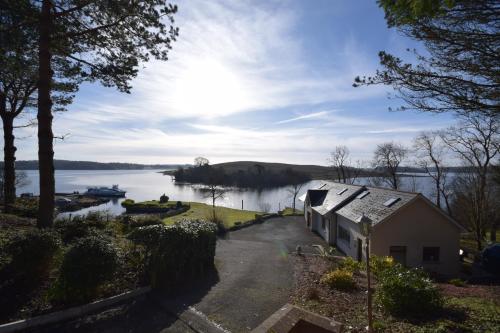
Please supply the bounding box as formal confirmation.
[435,173,441,209]
[37,0,55,228]
[2,115,16,212]
[490,222,497,242]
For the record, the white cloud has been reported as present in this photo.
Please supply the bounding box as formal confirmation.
[5,0,458,165]
[276,111,331,124]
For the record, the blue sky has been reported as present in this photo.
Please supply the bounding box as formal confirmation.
[14,0,455,165]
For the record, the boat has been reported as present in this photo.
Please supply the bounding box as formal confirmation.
[84,185,126,197]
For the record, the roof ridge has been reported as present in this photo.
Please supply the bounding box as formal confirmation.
[365,184,420,196]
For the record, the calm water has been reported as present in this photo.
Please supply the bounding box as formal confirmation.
[17,169,445,217]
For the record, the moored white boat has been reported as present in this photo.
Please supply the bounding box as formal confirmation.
[84,185,126,197]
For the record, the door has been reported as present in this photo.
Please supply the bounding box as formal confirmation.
[389,246,407,267]
[357,238,363,262]
[307,212,311,228]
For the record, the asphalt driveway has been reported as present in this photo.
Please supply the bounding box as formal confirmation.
[29,216,326,333]
[181,216,326,332]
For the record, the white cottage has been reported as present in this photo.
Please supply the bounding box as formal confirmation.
[303,183,464,276]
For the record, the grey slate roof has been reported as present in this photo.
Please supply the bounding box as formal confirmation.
[309,183,365,215]
[336,186,418,225]
[307,182,419,225]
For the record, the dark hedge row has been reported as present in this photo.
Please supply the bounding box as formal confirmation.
[128,219,217,291]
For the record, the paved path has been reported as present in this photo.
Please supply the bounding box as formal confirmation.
[28,216,326,333]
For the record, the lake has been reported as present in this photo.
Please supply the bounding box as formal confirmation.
[17,169,446,217]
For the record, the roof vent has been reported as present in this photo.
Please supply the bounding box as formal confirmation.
[383,197,401,207]
[337,188,348,195]
[357,191,370,199]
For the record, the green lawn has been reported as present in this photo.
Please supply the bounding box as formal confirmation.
[163,202,260,229]
[281,207,304,216]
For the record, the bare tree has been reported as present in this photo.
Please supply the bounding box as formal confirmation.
[202,184,227,208]
[372,142,408,190]
[441,113,499,250]
[413,132,452,215]
[194,157,209,167]
[328,146,366,184]
[287,183,304,213]
[329,146,350,183]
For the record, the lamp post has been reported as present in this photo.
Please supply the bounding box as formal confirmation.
[357,213,373,333]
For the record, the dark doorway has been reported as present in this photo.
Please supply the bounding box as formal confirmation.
[357,238,363,262]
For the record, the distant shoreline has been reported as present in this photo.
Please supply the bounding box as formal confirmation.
[5,160,190,171]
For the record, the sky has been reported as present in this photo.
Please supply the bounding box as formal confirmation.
[12,0,456,165]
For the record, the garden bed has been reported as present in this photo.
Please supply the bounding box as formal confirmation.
[121,199,188,213]
[290,254,500,332]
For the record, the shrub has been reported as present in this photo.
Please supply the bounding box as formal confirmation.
[159,194,169,203]
[339,256,363,273]
[55,212,108,243]
[375,265,443,317]
[320,269,356,291]
[176,201,182,209]
[203,208,226,234]
[448,278,467,287]
[84,211,109,228]
[370,255,395,277]
[6,229,61,280]
[128,215,163,228]
[55,235,120,303]
[121,199,135,207]
[129,219,217,291]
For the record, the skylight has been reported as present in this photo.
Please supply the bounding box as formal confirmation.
[357,191,370,199]
[337,188,348,195]
[383,197,401,207]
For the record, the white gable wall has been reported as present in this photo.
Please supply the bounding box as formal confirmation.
[336,214,365,260]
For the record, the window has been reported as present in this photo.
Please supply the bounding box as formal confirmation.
[383,197,401,207]
[423,247,440,262]
[337,188,348,195]
[338,226,350,243]
[321,217,326,230]
[357,191,370,199]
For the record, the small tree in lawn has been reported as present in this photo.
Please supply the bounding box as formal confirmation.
[28,0,179,227]
[201,167,227,222]
[285,168,305,213]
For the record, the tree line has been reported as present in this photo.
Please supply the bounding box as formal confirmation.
[1,0,179,227]
[174,157,311,189]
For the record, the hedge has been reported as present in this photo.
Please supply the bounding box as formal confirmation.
[121,199,188,213]
[128,219,217,291]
